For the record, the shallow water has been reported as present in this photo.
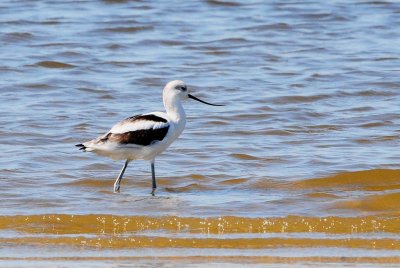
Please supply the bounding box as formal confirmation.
[1,0,400,266]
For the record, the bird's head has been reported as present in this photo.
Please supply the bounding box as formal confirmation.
[163,80,223,106]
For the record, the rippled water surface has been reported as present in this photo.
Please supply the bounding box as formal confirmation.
[1,0,400,266]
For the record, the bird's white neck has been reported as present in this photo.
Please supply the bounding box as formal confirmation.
[164,97,186,140]
[164,96,186,123]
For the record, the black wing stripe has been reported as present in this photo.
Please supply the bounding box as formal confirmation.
[108,125,169,146]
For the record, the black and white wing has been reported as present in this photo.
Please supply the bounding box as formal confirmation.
[100,113,170,146]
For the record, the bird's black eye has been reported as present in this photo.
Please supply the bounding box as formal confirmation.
[176,85,187,91]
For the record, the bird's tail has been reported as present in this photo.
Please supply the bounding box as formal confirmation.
[75,143,87,152]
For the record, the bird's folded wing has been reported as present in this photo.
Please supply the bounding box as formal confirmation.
[110,113,168,134]
[104,113,170,146]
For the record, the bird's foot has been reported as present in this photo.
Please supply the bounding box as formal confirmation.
[151,188,156,196]
[114,183,121,193]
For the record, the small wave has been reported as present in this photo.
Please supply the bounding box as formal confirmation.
[101,0,129,3]
[246,169,400,199]
[102,26,153,33]
[106,43,126,50]
[214,37,249,43]
[65,178,111,187]
[359,122,390,128]
[165,183,212,193]
[208,120,229,126]
[21,83,52,89]
[2,32,34,42]
[241,23,291,31]
[335,192,400,215]
[230,153,260,160]
[33,61,76,69]
[248,179,291,190]
[337,89,397,97]
[189,174,207,180]
[263,129,295,136]
[219,178,248,185]
[40,20,61,25]
[294,169,400,191]
[205,0,242,7]
[77,87,109,94]
[302,13,333,20]
[271,94,330,104]
[374,57,398,61]
[305,192,339,199]
[203,50,231,56]
[353,136,398,144]
[160,40,185,46]
[367,82,399,89]
[364,1,392,6]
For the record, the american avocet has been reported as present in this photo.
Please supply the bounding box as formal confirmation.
[76,80,223,195]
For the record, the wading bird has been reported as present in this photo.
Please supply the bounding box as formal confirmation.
[76,80,223,195]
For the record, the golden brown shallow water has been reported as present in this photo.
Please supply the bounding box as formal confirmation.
[1,0,400,266]
[2,170,400,266]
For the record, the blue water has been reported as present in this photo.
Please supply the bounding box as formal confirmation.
[0,0,400,265]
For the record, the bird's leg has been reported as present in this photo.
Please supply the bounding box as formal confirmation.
[151,161,156,196]
[114,160,129,193]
